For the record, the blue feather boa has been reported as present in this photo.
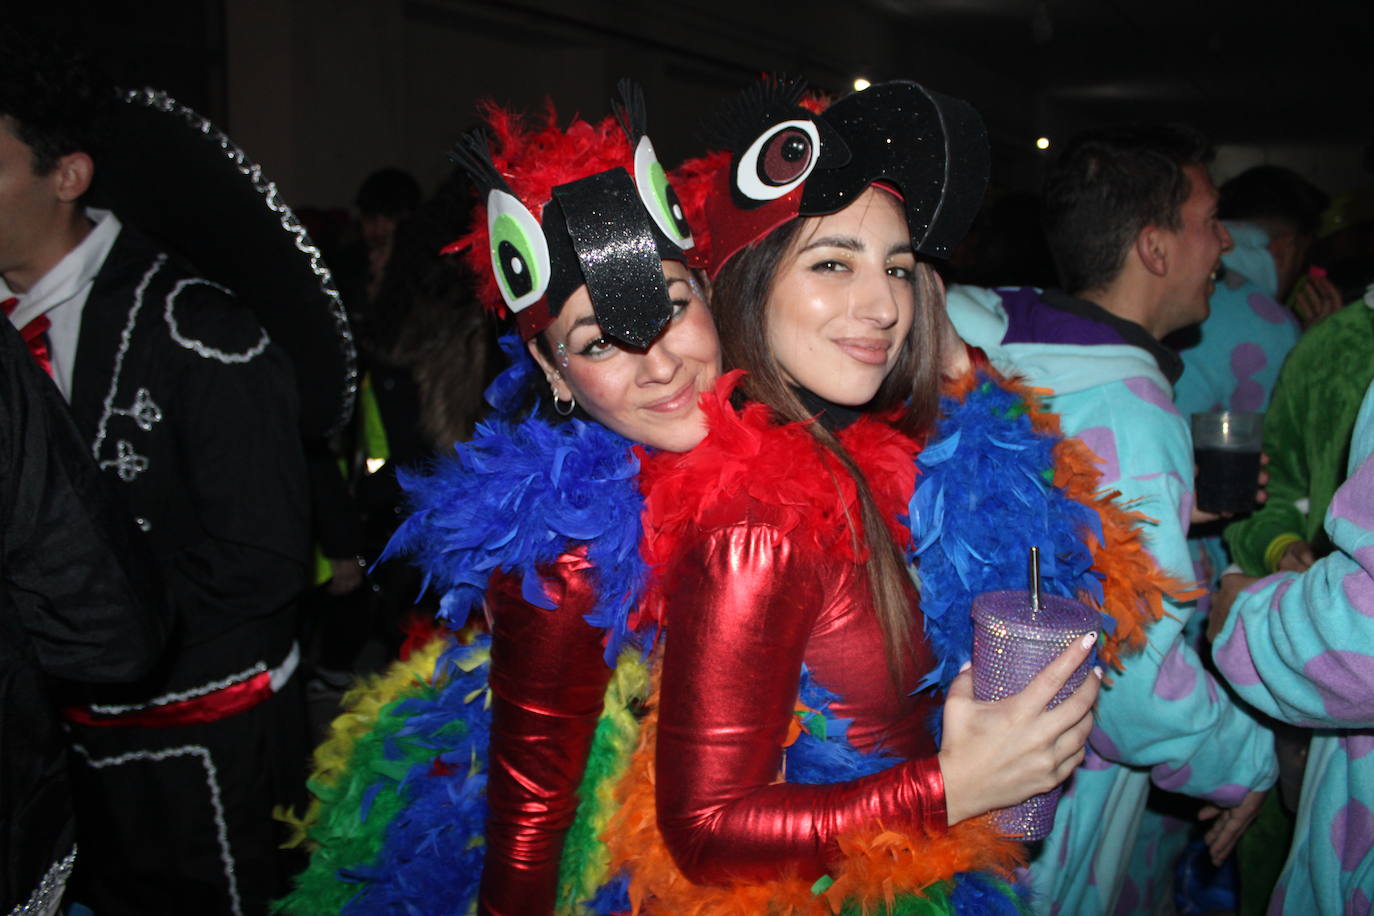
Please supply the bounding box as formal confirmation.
[950,871,1029,915]
[483,331,539,415]
[380,410,650,666]
[911,375,1106,693]
[785,664,902,784]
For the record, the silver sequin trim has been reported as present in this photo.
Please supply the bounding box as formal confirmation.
[85,642,299,715]
[98,439,151,482]
[92,256,164,463]
[119,88,357,436]
[9,846,75,916]
[111,387,163,431]
[164,278,271,363]
[70,744,242,916]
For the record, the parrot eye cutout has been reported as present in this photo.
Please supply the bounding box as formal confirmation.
[734,118,821,201]
[485,188,551,313]
[688,77,989,277]
[633,134,694,250]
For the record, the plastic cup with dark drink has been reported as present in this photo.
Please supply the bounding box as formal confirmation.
[970,547,1098,841]
[1191,411,1263,515]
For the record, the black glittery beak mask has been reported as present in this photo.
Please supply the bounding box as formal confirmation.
[449,81,694,348]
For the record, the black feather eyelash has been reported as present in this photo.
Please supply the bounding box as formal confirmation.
[700,74,809,151]
[448,127,512,195]
[612,78,648,145]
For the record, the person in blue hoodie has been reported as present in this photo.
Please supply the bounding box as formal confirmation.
[1208,378,1374,915]
[945,124,1277,915]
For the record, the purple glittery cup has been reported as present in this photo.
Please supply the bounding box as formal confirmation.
[970,589,1098,841]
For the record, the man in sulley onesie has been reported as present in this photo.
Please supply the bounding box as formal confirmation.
[945,123,1277,914]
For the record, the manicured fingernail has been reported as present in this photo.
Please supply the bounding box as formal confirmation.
[1092,666,1104,679]
[1080,632,1098,650]
[958,661,972,673]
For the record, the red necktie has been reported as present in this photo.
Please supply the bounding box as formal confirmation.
[2,297,53,376]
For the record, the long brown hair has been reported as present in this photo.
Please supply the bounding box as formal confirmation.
[710,213,946,681]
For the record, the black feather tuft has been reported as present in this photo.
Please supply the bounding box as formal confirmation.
[448,128,511,195]
[700,74,809,152]
[612,78,648,144]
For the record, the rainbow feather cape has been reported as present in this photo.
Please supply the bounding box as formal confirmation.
[275,412,649,914]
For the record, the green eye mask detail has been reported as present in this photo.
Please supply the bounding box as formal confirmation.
[486,188,550,312]
[650,162,691,242]
[633,135,694,251]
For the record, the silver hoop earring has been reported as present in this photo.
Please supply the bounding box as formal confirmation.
[549,372,576,416]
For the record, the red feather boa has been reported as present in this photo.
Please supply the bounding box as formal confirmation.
[634,370,920,634]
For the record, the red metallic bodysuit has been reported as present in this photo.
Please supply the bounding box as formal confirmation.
[477,390,949,908]
[478,550,611,915]
[640,390,947,886]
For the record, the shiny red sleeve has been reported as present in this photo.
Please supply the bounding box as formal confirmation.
[655,520,947,886]
[478,551,613,915]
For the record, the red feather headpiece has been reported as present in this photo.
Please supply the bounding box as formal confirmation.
[445,83,694,345]
[444,104,633,319]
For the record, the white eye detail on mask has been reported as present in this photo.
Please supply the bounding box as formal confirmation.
[734,119,821,202]
[633,135,694,251]
[486,187,551,312]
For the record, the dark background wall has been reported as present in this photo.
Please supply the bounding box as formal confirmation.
[20,0,1374,210]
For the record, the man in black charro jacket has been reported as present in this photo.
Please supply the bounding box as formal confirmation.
[0,39,310,915]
